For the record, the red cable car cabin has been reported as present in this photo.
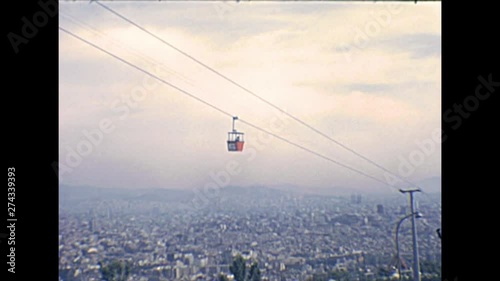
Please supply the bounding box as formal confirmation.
[227,116,244,152]
[227,131,244,152]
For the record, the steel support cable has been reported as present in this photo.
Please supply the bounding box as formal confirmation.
[92,0,421,190]
[60,26,398,192]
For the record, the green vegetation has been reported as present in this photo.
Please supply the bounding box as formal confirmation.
[248,262,262,281]
[230,255,247,281]
[302,259,441,281]
[98,259,131,281]
[221,254,262,281]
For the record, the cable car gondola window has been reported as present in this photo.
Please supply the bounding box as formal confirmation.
[227,116,244,152]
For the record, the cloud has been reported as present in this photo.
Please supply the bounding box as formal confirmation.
[59,2,441,191]
[372,33,441,59]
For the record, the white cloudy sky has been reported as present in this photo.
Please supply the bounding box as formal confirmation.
[59,1,441,194]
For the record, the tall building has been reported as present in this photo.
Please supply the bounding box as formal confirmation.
[89,218,96,232]
[350,194,362,204]
[376,204,384,215]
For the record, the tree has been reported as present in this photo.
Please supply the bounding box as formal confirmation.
[228,254,262,281]
[248,262,261,281]
[230,255,247,281]
[99,259,131,281]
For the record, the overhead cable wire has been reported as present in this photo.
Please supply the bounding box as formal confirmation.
[60,11,195,86]
[59,26,398,192]
[92,0,421,190]
[238,119,397,189]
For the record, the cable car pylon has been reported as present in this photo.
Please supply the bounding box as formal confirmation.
[227,116,244,152]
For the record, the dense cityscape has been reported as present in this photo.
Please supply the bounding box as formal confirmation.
[59,185,441,281]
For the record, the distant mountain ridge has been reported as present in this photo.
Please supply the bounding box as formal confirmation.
[60,176,440,205]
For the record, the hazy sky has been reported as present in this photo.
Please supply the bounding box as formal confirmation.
[59,1,441,194]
